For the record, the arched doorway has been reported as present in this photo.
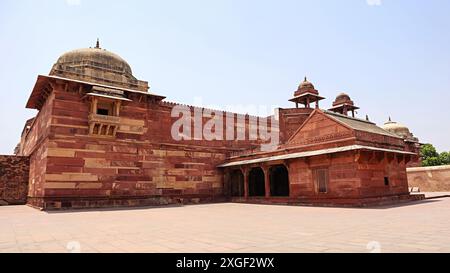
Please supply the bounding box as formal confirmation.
[230,169,244,197]
[270,165,290,197]
[249,167,265,197]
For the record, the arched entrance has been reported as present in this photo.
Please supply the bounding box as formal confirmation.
[249,167,265,197]
[230,169,244,197]
[270,165,290,197]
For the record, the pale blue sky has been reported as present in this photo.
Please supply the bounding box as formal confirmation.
[0,0,449,154]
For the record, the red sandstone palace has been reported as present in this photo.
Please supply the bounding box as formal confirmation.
[4,41,423,209]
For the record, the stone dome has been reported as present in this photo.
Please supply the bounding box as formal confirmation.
[382,118,418,142]
[294,77,319,97]
[336,93,350,101]
[50,40,149,92]
[333,92,354,106]
[54,47,133,76]
[298,77,315,91]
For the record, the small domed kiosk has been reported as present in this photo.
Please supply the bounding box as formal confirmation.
[289,77,325,109]
[328,93,359,118]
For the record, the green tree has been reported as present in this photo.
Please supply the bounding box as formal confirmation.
[421,144,439,159]
[440,152,450,165]
[421,144,441,167]
[422,157,442,167]
[420,144,450,167]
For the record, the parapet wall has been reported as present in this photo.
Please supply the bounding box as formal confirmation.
[0,155,30,205]
[407,165,450,192]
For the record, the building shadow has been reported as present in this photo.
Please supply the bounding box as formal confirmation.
[44,203,186,214]
[43,198,447,214]
[366,199,444,210]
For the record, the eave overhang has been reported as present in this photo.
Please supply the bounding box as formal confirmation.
[218,145,416,168]
[26,75,166,110]
[289,92,325,103]
[85,93,132,102]
[328,103,360,111]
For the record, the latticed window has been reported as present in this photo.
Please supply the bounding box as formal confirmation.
[316,168,329,193]
[88,96,123,137]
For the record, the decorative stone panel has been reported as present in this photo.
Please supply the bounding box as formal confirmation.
[0,156,30,205]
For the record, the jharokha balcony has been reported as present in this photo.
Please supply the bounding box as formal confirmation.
[88,113,121,137]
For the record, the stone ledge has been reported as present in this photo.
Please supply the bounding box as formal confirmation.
[407,165,450,172]
[27,195,228,211]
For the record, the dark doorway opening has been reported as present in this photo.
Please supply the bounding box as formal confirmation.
[270,165,290,197]
[249,167,265,197]
[230,170,244,197]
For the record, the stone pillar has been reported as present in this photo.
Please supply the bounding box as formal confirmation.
[91,97,98,113]
[114,101,122,116]
[223,169,231,198]
[283,160,291,198]
[263,166,271,198]
[242,168,249,199]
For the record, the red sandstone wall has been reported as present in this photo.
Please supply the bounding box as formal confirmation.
[149,101,272,149]
[289,151,361,200]
[20,93,54,156]
[288,151,409,204]
[20,92,54,206]
[407,165,450,192]
[0,155,29,205]
[354,131,405,151]
[27,139,49,206]
[26,82,273,209]
[357,152,409,198]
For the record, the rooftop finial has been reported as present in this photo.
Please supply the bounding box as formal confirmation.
[366,115,370,121]
[389,116,392,122]
[95,38,100,49]
[304,76,308,82]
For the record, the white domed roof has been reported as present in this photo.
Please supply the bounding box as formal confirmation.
[49,40,149,91]
[382,118,418,142]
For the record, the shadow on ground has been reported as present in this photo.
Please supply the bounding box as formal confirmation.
[42,197,449,214]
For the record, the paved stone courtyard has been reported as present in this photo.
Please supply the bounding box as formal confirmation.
[1,197,450,253]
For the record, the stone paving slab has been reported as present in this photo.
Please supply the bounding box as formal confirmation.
[419,192,450,199]
[1,198,450,253]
